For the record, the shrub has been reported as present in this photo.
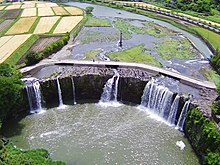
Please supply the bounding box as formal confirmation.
[85,6,94,14]
[185,107,220,164]
[25,51,43,66]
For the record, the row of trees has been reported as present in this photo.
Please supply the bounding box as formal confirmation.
[144,0,220,13]
[25,34,70,66]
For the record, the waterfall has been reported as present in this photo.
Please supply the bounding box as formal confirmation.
[141,79,174,120]
[71,77,76,105]
[176,100,190,131]
[56,78,66,109]
[140,77,192,131]
[99,70,120,105]
[167,95,180,125]
[22,77,43,113]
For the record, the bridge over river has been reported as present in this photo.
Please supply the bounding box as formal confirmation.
[20,60,216,90]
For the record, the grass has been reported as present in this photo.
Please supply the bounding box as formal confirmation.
[113,19,132,39]
[28,16,41,34]
[107,44,162,67]
[130,21,177,37]
[49,16,62,34]
[199,67,220,85]
[4,34,39,66]
[190,26,220,50]
[85,16,111,27]
[0,16,20,35]
[84,49,102,60]
[154,38,198,60]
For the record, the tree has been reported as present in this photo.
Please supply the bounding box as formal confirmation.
[25,51,43,66]
[0,64,24,123]
[85,6,94,14]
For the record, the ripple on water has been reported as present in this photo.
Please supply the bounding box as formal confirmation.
[4,103,199,165]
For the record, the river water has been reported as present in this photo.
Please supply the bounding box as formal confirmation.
[4,103,199,165]
[66,2,212,58]
[44,2,212,80]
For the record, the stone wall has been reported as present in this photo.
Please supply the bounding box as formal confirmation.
[40,75,147,107]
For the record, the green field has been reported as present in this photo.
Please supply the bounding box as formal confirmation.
[107,44,162,67]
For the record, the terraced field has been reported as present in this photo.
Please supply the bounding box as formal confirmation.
[0,1,84,64]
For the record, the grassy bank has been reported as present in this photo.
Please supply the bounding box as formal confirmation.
[191,26,220,50]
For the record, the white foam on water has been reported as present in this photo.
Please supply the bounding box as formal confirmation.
[137,105,170,126]
[98,101,122,108]
[176,140,186,150]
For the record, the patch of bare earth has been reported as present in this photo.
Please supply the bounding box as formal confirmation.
[2,9,21,19]
[29,36,61,52]
[17,36,61,65]
[0,19,14,32]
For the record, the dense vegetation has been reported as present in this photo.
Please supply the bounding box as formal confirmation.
[0,63,65,164]
[0,142,65,165]
[145,0,220,14]
[185,107,220,165]
[0,64,24,125]
[210,49,220,73]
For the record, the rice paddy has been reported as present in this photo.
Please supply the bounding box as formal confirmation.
[53,16,83,34]
[64,7,84,16]
[0,34,31,63]
[38,7,54,16]
[5,4,21,10]
[0,1,84,63]
[53,6,70,15]
[21,8,36,17]
[34,16,60,34]
[6,17,37,35]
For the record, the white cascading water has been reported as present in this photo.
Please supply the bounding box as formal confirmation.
[176,100,191,131]
[22,77,43,113]
[99,70,120,106]
[71,77,76,105]
[167,95,180,125]
[56,78,67,109]
[141,79,174,121]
